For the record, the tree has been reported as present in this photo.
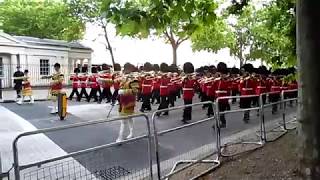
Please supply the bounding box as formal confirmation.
[297,0,320,178]
[68,0,117,66]
[0,0,84,41]
[111,0,217,65]
[191,17,234,59]
[248,0,296,68]
[191,5,256,67]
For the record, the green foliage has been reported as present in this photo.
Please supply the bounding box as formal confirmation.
[0,0,85,41]
[191,17,233,53]
[109,0,218,64]
[248,0,296,68]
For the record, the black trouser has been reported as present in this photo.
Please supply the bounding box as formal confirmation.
[79,88,89,101]
[269,93,280,114]
[99,87,112,102]
[176,88,181,99]
[157,96,169,115]
[141,94,152,111]
[112,89,119,104]
[183,99,193,121]
[207,96,215,117]
[151,90,160,104]
[218,101,229,125]
[15,84,22,98]
[240,96,252,122]
[168,92,175,107]
[69,88,80,100]
[137,91,143,102]
[201,93,209,108]
[88,88,99,102]
[232,90,238,103]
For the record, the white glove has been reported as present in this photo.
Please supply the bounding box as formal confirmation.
[118,89,125,95]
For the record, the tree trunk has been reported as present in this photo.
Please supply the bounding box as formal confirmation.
[102,25,116,66]
[297,0,320,178]
[172,43,178,65]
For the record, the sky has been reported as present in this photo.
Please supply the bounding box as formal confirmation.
[81,0,268,68]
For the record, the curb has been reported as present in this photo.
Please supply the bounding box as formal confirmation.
[0,99,48,103]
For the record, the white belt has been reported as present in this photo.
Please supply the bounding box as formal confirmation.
[142,84,152,87]
[160,86,168,88]
[183,88,193,91]
[242,88,253,91]
[271,86,280,88]
[257,86,266,88]
[215,90,227,93]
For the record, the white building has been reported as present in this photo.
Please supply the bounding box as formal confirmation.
[0,32,92,88]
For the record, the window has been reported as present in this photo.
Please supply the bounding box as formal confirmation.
[0,57,3,76]
[40,59,49,75]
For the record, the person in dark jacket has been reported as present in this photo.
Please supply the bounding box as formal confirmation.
[13,66,24,101]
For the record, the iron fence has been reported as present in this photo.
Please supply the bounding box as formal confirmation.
[1,64,72,88]
[12,114,153,180]
[9,90,299,180]
[151,101,220,180]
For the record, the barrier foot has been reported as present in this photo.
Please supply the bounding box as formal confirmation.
[165,158,220,180]
[220,141,264,157]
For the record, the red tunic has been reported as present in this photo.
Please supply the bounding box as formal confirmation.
[239,78,254,96]
[88,75,99,89]
[152,77,161,91]
[214,79,229,103]
[142,78,153,95]
[70,75,79,89]
[160,77,170,96]
[182,78,195,100]
[255,79,267,95]
[79,75,88,88]
[99,73,113,88]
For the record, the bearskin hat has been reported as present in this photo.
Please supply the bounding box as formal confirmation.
[74,68,80,73]
[81,66,88,73]
[169,64,179,73]
[257,65,269,75]
[230,67,240,74]
[91,67,98,73]
[123,62,135,74]
[143,62,154,72]
[183,62,194,74]
[153,64,160,72]
[113,63,121,72]
[241,63,254,74]
[160,63,169,72]
[101,63,110,71]
[217,62,228,74]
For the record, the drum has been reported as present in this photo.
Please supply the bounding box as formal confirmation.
[57,92,67,120]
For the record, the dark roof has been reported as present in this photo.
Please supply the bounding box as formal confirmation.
[13,36,92,50]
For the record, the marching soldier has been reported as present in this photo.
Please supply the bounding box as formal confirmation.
[182,62,196,123]
[111,63,122,105]
[68,68,80,101]
[78,68,90,102]
[88,67,99,102]
[151,74,161,104]
[116,63,140,143]
[239,64,255,123]
[98,64,113,103]
[42,63,65,114]
[214,62,230,128]
[13,66,24,101]
[16,70,34,105]
[157,63,170,116]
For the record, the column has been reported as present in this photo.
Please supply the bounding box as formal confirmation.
[87,58,92,73]
[9,54,18,88]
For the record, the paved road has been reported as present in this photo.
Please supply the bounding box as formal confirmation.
[1,97,297,179]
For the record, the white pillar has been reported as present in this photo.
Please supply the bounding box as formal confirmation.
[88,58,92,73]
[10,54,18,88]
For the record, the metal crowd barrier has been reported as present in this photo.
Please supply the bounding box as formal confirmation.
[281,89,299,130]
[259,90,298,142]
[216,94,265,157]
[12,113,153,180]
[152,101,220,180]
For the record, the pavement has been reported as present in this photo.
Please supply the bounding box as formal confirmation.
[0,95,297,179]
[0,88,73,102]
